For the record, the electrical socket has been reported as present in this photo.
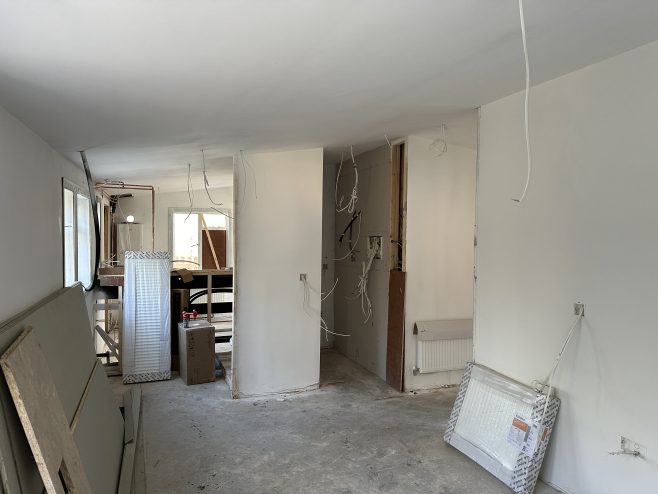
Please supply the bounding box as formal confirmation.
[620,436,645,457]
[299,273,307,282]
[574,302,585,316]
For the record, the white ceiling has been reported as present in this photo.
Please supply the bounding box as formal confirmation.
[1,0,658,190]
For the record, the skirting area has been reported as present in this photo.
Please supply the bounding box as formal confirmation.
[133,351,560,493]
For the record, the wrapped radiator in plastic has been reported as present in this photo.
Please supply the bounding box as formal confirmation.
[444,362,560,494]
[123,251,171,383]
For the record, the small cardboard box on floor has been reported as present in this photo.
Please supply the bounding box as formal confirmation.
[178,320,216,385]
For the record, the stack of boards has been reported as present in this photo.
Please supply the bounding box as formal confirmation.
[0,285,144,493]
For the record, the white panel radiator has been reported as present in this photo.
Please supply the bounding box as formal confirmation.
[413,319,473,374]
[123,251,171,384]
[444,363,560,494]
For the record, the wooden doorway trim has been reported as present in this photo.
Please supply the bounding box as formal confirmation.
[386,271,406,391]
[386,142,408,392]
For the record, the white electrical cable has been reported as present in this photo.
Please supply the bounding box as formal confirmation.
[301,276,350,339]
[513,0,532,203]
[184,163,194,222]
[429,124,448,157]
[347,246,376,323]
[321,278,339,302]
[539,306,584,425]
[335,147,359,214]
[200,149,235,220]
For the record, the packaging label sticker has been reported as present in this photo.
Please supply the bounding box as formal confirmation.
[507,415,545,457]
[508,415,530,449]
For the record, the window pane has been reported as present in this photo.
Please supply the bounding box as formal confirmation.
[203,213,227,229]
[77,194,92,286]
[173,213,199,269]
[64,188,76,286]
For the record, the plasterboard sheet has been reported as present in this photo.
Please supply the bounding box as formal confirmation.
[0,285,97,493]
[444,362,560,494]
[73,362,124,494]
[1,327,91,493]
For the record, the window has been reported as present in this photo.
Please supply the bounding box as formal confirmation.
[63,179,93,287]
[169,209,230,270]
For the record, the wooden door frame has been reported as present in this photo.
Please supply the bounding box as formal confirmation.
[386,141,408,392]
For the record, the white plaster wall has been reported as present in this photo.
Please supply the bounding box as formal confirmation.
[117,186,234,265]
[404,137,476,391]
[233,148,323,397]
[0,104,88,323]
[476,40,658,493]
[321,159,336,349]
[333,145,391,380]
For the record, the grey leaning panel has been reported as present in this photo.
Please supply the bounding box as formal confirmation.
[0,285,125,493]
[0,285,96,493]
[444,362,560,494]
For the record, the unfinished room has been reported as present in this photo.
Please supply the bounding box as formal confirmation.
[0,1,657,493]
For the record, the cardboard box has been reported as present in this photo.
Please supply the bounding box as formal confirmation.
[178,321,216,385]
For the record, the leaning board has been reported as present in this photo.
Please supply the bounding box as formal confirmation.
[0,285,124,493]
[73,361,125,494]
[0,328,91,493]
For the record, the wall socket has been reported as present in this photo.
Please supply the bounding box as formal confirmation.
[574,302,585,316]
[299,273,307,282]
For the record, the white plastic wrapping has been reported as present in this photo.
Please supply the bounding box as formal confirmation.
[444,362,560,494]
[123,251,171,383]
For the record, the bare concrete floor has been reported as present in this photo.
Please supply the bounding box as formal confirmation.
[139,350,560,493]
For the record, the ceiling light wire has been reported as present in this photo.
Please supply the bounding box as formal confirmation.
[335,147,359,214]
[429,124,448,157]
[184,163,194,222]
[200,149,234,220]
[513,0,532,203]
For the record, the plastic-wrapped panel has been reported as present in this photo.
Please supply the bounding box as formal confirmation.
[123,251,171,383]
[445,363,560,494]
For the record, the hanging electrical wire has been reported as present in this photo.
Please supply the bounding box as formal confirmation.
[184,162,194,222]
[202,149,223,207]
[346,246,377,324]
[513,0,532,203]
[335,146,359,214]
[300,275,350,340]
[538,305,585,425]
[333,212,362,261]
[429,124,448,157]
[321,277,339,302]
[200,149,235,220]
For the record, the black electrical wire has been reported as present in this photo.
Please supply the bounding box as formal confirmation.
[338,210,361,245]
[80,150,100,292]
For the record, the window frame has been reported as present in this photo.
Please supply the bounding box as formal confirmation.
[62,178,94,287]
[168,207,232,270]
